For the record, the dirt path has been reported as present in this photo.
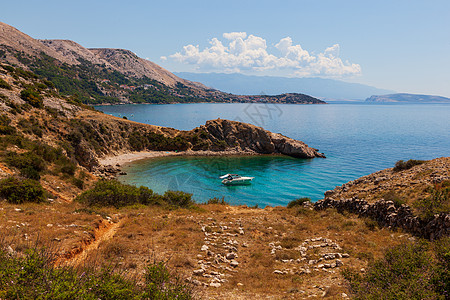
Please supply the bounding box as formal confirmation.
[60,218,124,267]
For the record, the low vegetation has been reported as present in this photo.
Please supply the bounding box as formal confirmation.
[287,197,311,208]
[0,77,12,90]
[75,180,194,208]
[0,177,46,203]
[393,159,426,172]
[0,245,193,299]
[343,237,450,299]
[414,180,450,220]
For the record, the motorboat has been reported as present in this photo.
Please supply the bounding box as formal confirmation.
[220,174,254,185]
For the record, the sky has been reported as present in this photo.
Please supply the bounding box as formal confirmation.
[1,0,450,97]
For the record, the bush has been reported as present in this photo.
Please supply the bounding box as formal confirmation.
[163,190,193,208]
[383,190,406,207]
[343,240,447,299]
[20,89,43,108]
[0,78,11,90]
[76,180,194,208]
[5,151,45,179]
[0,177,46,203]
[5,151,46,180]
[144,261,193,299]
[0,114,15,135]
[287,197,311,208]
[393,159,426,172]
[207,196,227,205]
[0,245,193,299]
[414,184,450,220]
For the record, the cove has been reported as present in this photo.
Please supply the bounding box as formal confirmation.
[96,103,450,206]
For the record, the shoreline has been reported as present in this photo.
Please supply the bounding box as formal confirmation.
[98,149,261,167]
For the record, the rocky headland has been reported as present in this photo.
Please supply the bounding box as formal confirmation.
[315,157,450,240]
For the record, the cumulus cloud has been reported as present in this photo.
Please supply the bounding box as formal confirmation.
[165,32,361,78]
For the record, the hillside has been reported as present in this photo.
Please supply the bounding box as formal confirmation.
[365,93,450,103]
[0,22,325,105]
[0,62,324,179]
[0,65,448,298]
[175,72,395,101]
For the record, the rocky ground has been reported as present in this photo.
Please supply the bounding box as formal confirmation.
[323,157,449,205]
[1,199,413,299]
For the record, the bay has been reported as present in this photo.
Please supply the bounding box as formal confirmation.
[95,103,450,206]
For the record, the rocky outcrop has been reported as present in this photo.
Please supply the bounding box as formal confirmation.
[200,119,325,158]
[314,157,450,240]
[315,197,449,240]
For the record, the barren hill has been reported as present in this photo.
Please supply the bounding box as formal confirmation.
[0,22,72,65]
[0,22,325,105]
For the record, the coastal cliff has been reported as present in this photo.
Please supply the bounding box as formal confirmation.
[201,119,325,158]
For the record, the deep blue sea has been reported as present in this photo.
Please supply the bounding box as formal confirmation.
[95,103,450,207]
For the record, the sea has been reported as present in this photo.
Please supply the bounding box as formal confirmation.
[94,102,450,207]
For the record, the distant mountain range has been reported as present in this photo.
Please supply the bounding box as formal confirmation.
[0,22,324,105]
[365,93,450,103]
[175,72,395,101]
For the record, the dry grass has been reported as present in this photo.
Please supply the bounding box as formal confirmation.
[1,198,413,299]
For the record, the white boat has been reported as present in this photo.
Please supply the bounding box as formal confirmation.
[220,174,254,185]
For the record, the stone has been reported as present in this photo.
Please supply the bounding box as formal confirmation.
[201,245,209,251]
[335,259,344,267]
[230,260,239,268]
[193,269,205,275]
[209,282,221,288]
[226,252,236,260]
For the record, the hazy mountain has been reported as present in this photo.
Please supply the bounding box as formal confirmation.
[0,22,324,105]
[175,72,395,101]
[366,93,450,103]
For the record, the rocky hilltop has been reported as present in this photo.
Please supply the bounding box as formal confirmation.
[0,22,325,105]
[315,157,450,239]
[202,119,325,158]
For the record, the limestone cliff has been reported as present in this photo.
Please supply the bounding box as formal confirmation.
[201,119,325,158]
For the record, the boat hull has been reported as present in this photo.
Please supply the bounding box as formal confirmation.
[222,178,253,186]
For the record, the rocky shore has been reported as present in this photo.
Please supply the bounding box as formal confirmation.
[314,157,450,240]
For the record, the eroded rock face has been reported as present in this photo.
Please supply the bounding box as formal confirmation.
[201,119,325,159]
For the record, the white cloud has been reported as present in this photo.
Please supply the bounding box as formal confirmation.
[166,32,361,77]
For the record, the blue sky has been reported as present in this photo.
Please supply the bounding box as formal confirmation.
[1,0,450,97]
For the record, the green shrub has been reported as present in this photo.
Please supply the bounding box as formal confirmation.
[72,177,84,189]
[343,240,446,299]
[144,261,193,299]
[20,89,43,108]
[0,177,46,203]
[287,197,311,208]
[163,190,193,208]
[0,245,193,300]
[0,78,11,90]
[76,180,161,208]
[414,185,450,220]
[5,151,46,180]
[17,117,44,137]
[0,114,15,135]
[76,180,194,208]
[393,159,426,172]
[128,131,190,152]
[383,190,406,207]
[207,196,227,205]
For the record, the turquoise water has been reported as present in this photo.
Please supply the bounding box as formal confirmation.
[95,103,450,206]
